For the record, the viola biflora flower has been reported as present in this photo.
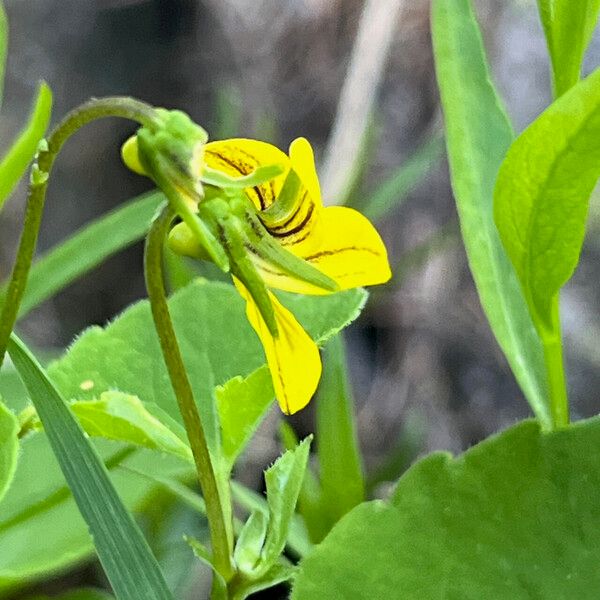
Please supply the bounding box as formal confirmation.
[122,118,391,414]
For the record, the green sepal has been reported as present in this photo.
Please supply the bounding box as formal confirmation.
[202,164,284,189]
[220,215,278,336]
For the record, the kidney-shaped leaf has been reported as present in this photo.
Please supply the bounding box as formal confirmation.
[0,280,365,591]
[48,280,366,456]
[293,416,600,599]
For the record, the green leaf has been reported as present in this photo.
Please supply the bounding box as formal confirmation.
[0,397,18,503]
[293,416,600,599]
[0,192,164,318]
[494,67,600,334]
[216,366,273,472]
[70,392,193,464]
[0,281,353,589]
[313,335,364,540]
[6,334,174,600]
[0,82,52,210]
[48,280,366,457]
[278,422,324,545]
[537,0,600,97]
[356,134,443,222]
[231,481,312,559]
[256,437,312,578]
[0,1,7,109]
[431,0,549,426]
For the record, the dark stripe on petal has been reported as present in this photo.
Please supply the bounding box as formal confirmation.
[304,246,381,261]
[269,202,315,238]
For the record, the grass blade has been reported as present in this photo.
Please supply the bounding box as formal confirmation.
[0,82,52,209]
[6,333,174,600]
[0,191,164,317]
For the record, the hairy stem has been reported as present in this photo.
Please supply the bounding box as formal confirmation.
[0,97,159,366]
[144,204,234,589]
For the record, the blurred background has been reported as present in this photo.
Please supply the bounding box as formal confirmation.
[1,0,600,597]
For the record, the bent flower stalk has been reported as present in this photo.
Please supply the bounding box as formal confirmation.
[122,131,391,415]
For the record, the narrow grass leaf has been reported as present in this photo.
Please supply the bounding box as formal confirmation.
[0,192,164,317]
[432,0,549,426]
[537,0,600,96]
[494,68,600,332]
[6,333,174,600]
[0,82,52,209]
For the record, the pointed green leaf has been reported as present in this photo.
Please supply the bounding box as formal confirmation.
[0,192,164,318]
[216,366,273,472]
[293,416,600,599]
[0,397,18,503]
[494,67,600,333]
[6,334,174,600]
[0,82,52,210]
[537,0,600,96]
[256,436,312,577]
[432,0,548,426]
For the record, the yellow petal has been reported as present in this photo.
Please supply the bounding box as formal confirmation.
[234,278,322,414]
[205,139,290,210]
[255,206,391,294]
[288,137,323,209]
[260,138,324,254]
[301,206,391,289]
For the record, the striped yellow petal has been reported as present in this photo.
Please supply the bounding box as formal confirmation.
[234,278,321,414]
[300,205,391,289]
[263,137,323,254]
[254,205,391,294]
[205,139,290,211]
[289,137,323,210]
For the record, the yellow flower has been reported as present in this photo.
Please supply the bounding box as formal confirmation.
[168,137,391,415]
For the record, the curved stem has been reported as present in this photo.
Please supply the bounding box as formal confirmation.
[0,97,158,366]
[144,204,234,587]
